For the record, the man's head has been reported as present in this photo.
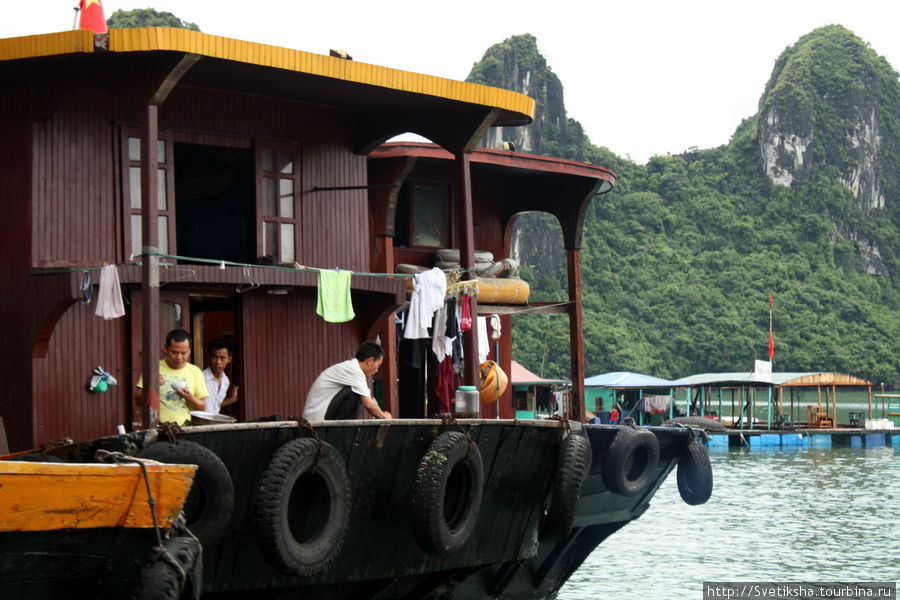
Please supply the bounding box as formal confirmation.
[207,338,233,376]
[355,342,384,378]
[163,329,192,370]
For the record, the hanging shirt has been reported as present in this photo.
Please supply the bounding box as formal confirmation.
[404,267,446,339]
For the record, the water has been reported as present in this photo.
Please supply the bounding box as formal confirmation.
[559,445,900,599]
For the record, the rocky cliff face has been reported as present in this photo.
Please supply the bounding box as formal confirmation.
[757,25,900,273]
[466,34,581,159]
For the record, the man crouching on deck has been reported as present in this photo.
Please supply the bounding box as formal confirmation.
[302,342,392,421]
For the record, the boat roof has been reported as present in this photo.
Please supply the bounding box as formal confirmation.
[510,361,569,385]
[671,372,871,387]
[0,29,535,151]
[584,372,676,389]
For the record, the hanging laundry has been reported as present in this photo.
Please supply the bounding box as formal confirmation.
[434,356,455,414]
[459,292,472,331]
[432,302,453,361]
[94,264,125,320]
[404,267,446,339]
[477,316,489,364]
[316,269,355,323]
[490,313,501,340]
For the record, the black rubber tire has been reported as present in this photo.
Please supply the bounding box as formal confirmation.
[255,438,351,576]
[411,431,484,555]
[677,438,714,505]
[602,428,660,497]
[540,433,591,542]
[137,440,234,547]
[131,536,202,600]
[662,416,727,432]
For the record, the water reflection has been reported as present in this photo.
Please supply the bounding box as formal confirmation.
[559,446,900,600]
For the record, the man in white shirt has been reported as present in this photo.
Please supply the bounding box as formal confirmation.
[202,338,238,414]
[303,342,392,421]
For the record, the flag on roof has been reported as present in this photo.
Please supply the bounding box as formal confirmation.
[79,0,107,34]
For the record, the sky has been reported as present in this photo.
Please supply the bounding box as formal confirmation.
[4,1,899,164]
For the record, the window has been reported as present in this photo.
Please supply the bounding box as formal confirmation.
[256,144,300,263]
[394,182,450,248]
[122,131,176,259]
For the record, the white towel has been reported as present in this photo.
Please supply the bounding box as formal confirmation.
[94,264,125,320]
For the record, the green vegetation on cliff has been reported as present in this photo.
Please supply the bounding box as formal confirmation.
[490,28,900,385]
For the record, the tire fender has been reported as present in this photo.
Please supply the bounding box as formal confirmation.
[411,431,484,555]
[677,438,713,505]
[130,536,202,600]
[602,427,660,496]
[137,440,234,547]
[255,438,351,576]
[540,433,592,542]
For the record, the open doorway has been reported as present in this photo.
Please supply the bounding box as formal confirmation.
[191,297,242,420]
[174,143,255,263]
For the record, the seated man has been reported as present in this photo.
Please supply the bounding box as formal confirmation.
[303,342,392,421]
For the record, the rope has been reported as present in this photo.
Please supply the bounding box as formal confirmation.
[295,417,323,467]
[439,412,478,452]
[159,422,184,444]
[94,449,198,591]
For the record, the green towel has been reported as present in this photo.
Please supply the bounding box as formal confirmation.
[317,269,355,323]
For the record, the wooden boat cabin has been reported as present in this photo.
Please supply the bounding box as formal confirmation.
[0,28,614,452]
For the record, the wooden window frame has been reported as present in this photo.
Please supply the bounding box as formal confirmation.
[408,181,452,250]
[255,141,301,264]
[120,127,177,260]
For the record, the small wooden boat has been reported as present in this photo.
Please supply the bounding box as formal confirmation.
[0,455,199,600]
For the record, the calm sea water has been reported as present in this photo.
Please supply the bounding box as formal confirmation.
[559,444,900,599]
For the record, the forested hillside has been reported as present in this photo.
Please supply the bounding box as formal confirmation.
[468,28,900,385]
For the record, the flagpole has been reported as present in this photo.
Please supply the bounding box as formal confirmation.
[768,292,774,368]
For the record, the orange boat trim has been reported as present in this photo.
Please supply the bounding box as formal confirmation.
[0,461,197,532]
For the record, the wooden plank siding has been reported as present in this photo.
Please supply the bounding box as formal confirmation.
[32,302,130,446]
[240,292,362,419]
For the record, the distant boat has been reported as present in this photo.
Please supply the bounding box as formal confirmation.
[0,456,199,599]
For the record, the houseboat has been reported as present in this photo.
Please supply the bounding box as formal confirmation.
[0,28,712,598]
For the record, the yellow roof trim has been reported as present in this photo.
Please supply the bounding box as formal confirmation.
[108,28,535,120]
[0,30,94,61]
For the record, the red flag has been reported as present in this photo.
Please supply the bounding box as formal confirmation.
[768,331,774,360]
[769,292,773,308]
[79,0,107,34]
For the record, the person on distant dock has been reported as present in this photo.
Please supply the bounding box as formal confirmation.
[303,342,392,421]
[202,338,238,414]
[610,406,620,425]
[135,329,209,426]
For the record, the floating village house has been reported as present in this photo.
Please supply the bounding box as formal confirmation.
[0,28,615,451]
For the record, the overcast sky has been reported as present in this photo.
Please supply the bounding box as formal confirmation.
[4,1,898,164]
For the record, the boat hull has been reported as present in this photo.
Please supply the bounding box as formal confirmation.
[0,460,198,600]
[49,419,698,599]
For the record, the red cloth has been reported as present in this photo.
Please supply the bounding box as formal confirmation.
[435,357,455,413]
[79,0,108,33]
[459,293,472,331]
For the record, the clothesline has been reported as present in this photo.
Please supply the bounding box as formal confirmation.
[30,251,480,278]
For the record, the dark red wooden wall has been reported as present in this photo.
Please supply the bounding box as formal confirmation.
[5,82,378,450]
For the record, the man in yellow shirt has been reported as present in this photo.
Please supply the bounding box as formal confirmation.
[136,329,209,425]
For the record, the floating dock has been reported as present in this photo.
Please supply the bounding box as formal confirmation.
[705,428,897,450]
